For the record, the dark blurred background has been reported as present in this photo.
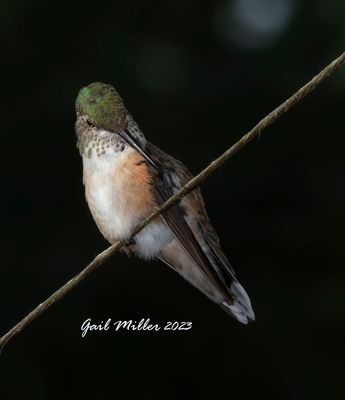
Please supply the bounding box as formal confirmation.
[1,0,345,398]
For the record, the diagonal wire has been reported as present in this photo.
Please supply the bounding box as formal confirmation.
[1,52,344,352]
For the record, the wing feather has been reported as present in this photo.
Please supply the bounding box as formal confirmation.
[145,142,235,300]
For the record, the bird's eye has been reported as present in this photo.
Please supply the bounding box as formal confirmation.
[86,119,94,127]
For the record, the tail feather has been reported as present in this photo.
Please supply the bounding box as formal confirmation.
[159,242,255,324]
[220,280,255,324]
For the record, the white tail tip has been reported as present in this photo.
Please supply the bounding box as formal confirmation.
[221,281,255,324]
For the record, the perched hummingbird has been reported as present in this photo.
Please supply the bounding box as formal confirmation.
[75,82,255,324]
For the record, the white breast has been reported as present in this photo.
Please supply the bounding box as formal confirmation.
[83,148,137,242]
[82,146,173,259]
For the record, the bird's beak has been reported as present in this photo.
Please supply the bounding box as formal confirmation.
[118,128,158,169]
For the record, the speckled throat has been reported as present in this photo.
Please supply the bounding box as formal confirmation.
[77,127,127,158]
[76,114,146,158]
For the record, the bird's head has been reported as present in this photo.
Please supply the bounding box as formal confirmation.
[75,82,127,132]
[75,82,157,168]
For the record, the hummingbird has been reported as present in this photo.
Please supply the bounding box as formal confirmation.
[75,82,255,324]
